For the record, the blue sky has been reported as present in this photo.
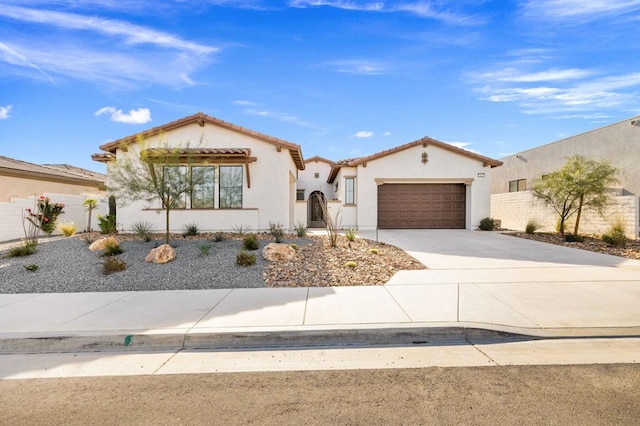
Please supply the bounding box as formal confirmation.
[1,0,640,173]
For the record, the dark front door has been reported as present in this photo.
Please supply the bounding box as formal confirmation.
[308,191,326,227]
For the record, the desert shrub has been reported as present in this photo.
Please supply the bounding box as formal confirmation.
[97,214,117,234]
[369,248,379,255]
[564,234,584,243]
[294,221,308,238]
[602,219,627,247]
[243,233,259,250]
[525,219,540,235]
[102,240,123,257]
[59,222,77,237]
[290,243,298,250]
[24,264,39,272]
[478,217,496,231]
[236,250,256,266]
[233,224,251,235]
[182,222,200,237]
[198,243,212,256]
[7,242,37,257]
[344,228,357,242]
[213,232,225,242]
[103,256,126,275]
[345,261,357,268]
[269,222,284,243]
[130,221,153,242]
[80,234,96,244]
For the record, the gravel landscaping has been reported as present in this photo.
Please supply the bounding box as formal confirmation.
[507,232,640,260]
[0,232,425,294]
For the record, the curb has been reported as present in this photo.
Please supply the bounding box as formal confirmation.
[2,323,640,354]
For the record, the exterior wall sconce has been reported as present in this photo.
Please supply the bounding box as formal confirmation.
[421,152,429,164]
[314,172,320,178]
[477,172,485,178]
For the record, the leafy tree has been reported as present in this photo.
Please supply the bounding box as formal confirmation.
[531,155,618,235]
[107,139,209,245]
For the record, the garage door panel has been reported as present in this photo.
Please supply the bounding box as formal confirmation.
[378,183,466,229]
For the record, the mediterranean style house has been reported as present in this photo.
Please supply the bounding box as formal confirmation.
[92,112,502,233]
[491,116,640,237]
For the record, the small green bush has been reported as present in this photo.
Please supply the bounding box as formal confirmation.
[269,222,285,243]
[243,233,259,250]
[130,221,153,242]
[525,219,540,235]
[369,248,379,255]
[294,221,308,238]
[602,220,627,247]
[198,243,212,256]
[102,240,123,257]
[233,224,251,235]
[182,222,200,237]
[345,261,357,268]
[7,242,37,257]
[97,214,117,234]
[236,250,256,266]
[24,264,39,272]
[213,232,225,242]
[290,243,298,250]
[478,217,496,231]
[103,256,126,275]
[59,222,77,237]
[344,228,357,242]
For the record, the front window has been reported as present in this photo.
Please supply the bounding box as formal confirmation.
[509,179,526,192]
[296,189,305,201]
[162,165,187,208]
[345,177,356,204]
[219,166,243,208]
[191,166,215,209]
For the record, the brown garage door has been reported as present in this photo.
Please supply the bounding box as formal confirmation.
[377,183,466,229]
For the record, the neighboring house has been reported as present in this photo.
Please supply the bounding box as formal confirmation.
[93,112,502,233]
[0,156,107,242]
[491,116,640,237]
[92,112,305,233]
[0,156,106,202]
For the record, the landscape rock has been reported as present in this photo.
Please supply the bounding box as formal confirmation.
[89,236,119,252]
[145,244,176,264]
[263,243,296,262]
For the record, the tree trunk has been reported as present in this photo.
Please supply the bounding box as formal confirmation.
[165,207,170,245]
[574,194,584,235]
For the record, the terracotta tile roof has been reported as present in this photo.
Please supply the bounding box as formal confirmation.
[91,153,115,163]
[96,112,305,170]
[304,155,334,165]
[327,137,503,183]
[0,155,106,188]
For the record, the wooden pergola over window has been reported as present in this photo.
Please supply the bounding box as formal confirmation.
[140,148,257,188]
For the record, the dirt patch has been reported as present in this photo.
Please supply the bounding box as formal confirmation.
[264,235,426,287]
[507,232,640,261]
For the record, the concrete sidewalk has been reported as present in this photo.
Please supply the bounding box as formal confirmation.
[1,230,640,353]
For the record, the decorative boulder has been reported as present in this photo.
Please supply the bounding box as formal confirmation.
[89,236,119,252]
[145,244,176,264]
[262,243,296,262]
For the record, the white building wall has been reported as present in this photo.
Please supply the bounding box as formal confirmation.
[355,144,494,230]
[297,160,334,201]
[111,121,297,233]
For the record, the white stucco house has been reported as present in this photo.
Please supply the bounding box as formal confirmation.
[93,112,502,233]
[491,116,640,237]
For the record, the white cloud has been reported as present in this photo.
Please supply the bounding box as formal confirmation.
[95,107,152,124]
[0,105,12,120]
[327,59,389,75]
[523,0,640,21]
[383,131,391,136]
[234,100,318,128]
[354,131,373,138]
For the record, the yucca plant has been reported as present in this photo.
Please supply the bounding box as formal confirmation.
[130,221,153,242]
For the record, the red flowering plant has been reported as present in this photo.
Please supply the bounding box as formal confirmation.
[25,196,65,236]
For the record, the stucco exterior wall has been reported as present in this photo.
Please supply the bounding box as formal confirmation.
[491,191,639,237]
[0,175,104,202]
[354,144,494,230]
[111,121,298,233]
[297,160,334,201]
[491,117,640,196]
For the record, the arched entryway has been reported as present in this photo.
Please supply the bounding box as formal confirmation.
[308,190,326,228]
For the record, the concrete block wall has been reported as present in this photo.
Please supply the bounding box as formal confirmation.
[0,194,108,242]
[491,191,639,238]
